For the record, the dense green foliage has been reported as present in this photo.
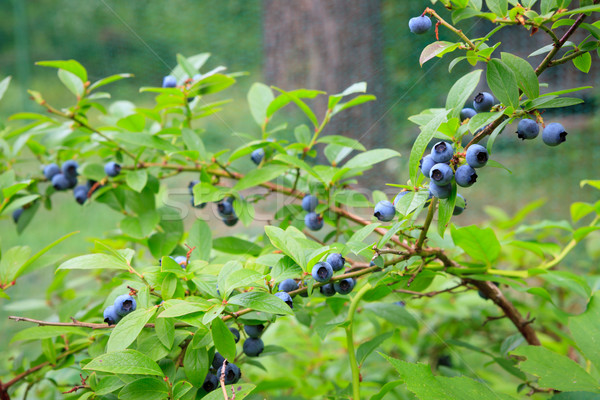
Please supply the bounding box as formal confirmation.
[1,1,600,400]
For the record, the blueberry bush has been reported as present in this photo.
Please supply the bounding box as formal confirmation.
[1,1,600,399]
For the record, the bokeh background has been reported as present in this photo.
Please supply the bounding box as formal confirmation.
[1,1,599,398]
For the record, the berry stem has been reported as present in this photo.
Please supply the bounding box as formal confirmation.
[345,282,372,400]
[415,197,438,250]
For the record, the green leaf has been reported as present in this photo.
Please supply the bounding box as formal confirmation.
[381,354,515,400]
[11,326,88,343]
[213,237,261,256]
[328,82,367,109]
[89,73,133,91]
[501,52,539,99]
[363,303,418,329]
[155,317,175,349]
[438,184,457,237]
[331,94,376,116]
[36,60,87,82]
[266,89,324,119]
[57,253,129,271]
[573,52,592,73]
[223,269,263,295]
[486,0,508,16]
[126,170,148,192]
[264,226,306,268]
[409,111,448,183]
[317,135,366,151]
[58,69,84,97]
[184,346,209,387]
[0,76,11,102]
[177,53,197,78]
[272,87,320,127]
[228,291,294,315]
[159,299,209,318]
[486,59,519,109]
[118,378,169,400]
[512,346,600,392]
[84,350,164,376]
[113,132,179,152]
[395,191,429,216]
[234,164,289,191]
[569,294,600,369]
[212,318,236,362]
[451,225,501,265]
[187,219,212,261]
[344,149,401,169]
[0,246,30,284]
[561,5,600,15]
[446,70,482,119]
[248,82,274,126]
[357,331,394,365]
[571,202,595,223]
[107,307,156,352]
[201,384,256,400]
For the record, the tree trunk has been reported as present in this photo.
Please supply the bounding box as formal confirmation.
[263,0,387,186]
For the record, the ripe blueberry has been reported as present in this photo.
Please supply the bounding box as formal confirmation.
[394,300,406,307]
[279,278,299,292]
[73,185,88,205]
[202,373,219,392]
[212,352,226,369]
[216,363,241,384]
[420,154,436,177]
[305,212,324,231]
[326,253,345,272]
[244,324,265,338]
[250,148,264,165]
[301,194,318,212]
[453,194,466,216]
[230,327,240,343]
[103,305,121,325]
[465,144,488,168]
[516,119,539,140]
[542,122,567,146]
[473,92,494,112]
[374,200,395,222]
[275,291,293,308]
[429,163,454,185]
[43,163,60,180]
[334,278,356,295]
[243,337,264,357]
[408,15,432,34]
[320,283,336,297]
[460,108,477,121]
[188,180,198,195]
[162,75,177,88]
[222,216,239,226]
[61,160,79,178]
[114,294,136,317]
[438,355,453,368]
[455,165,477,187]
[217,199,234,217]
[431,141,454,163]
[104,161,121,177]
[429,183,452,199]
[12,208,23,223]
[52,174,71,191]
[311,261,333,282]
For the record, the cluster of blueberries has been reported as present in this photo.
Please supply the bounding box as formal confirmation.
[311,253,356,296]
[461,92,568,146]
[188,181,238,226]
[102,294,137,325]
[12,160,120,223]
[372,89,569,222]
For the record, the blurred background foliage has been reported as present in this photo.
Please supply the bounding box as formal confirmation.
[0,1,599,398]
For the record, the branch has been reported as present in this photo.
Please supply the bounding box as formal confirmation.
[464,279,541,346]
[548,48,595,67]
[425,8,477,50]
[415,197,437,250]
[394,283,467,298]
[534,5,595,76]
